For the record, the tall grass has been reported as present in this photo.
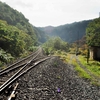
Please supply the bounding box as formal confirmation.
[79,56,100,77]
[71,57,92,80]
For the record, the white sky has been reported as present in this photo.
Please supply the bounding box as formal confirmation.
[0,0,100,27]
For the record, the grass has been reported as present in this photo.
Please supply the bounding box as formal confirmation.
[71,57,92,80]
[54,62,58,67]
[56,52,100,86]
[79,56,100,77]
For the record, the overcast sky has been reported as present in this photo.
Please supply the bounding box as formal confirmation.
[0,0,100,27]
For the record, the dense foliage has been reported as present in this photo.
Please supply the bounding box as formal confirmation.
[86,18,100,46]
[42,37,69,55]
[0,20,33,57]
[0,48,13,64]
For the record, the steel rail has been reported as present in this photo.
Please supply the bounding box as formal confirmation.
[0,63,26,76]
[0,56,51,93]
[0,47,42,90]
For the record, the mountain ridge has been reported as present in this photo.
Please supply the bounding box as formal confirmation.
[39,20,92,43]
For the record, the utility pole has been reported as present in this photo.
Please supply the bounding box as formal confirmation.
[76,31,79,56]
[87,48,90,63]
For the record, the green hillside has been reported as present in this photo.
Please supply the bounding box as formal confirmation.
[0,1,47,44]
[0,20,32,56]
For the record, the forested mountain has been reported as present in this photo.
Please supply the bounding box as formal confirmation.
[33,27,48,44]
[0,1,47,44]
[0,1,48,64]
[39,20,92,43]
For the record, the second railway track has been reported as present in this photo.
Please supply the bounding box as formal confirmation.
[0,47,41,86]
[0,47,51,99]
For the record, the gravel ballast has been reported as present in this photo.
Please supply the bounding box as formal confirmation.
[16,56,100,100]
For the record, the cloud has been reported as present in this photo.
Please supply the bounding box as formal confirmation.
[1,0,100,26]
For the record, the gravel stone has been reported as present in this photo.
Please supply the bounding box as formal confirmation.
[15,56,100,100]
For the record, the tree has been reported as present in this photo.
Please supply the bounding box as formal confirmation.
[54,37,61,50]
[0,20,33,57]
[42,37,69,55]
[86,18,100,46]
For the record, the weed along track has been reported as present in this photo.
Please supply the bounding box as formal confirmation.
[0,51,100,99]
[75,56,100,84]
[70,55,100,85]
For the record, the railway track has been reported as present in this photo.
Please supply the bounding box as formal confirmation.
[0,47,41,86]
[0,47,41,76]
[0,47,51,99]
